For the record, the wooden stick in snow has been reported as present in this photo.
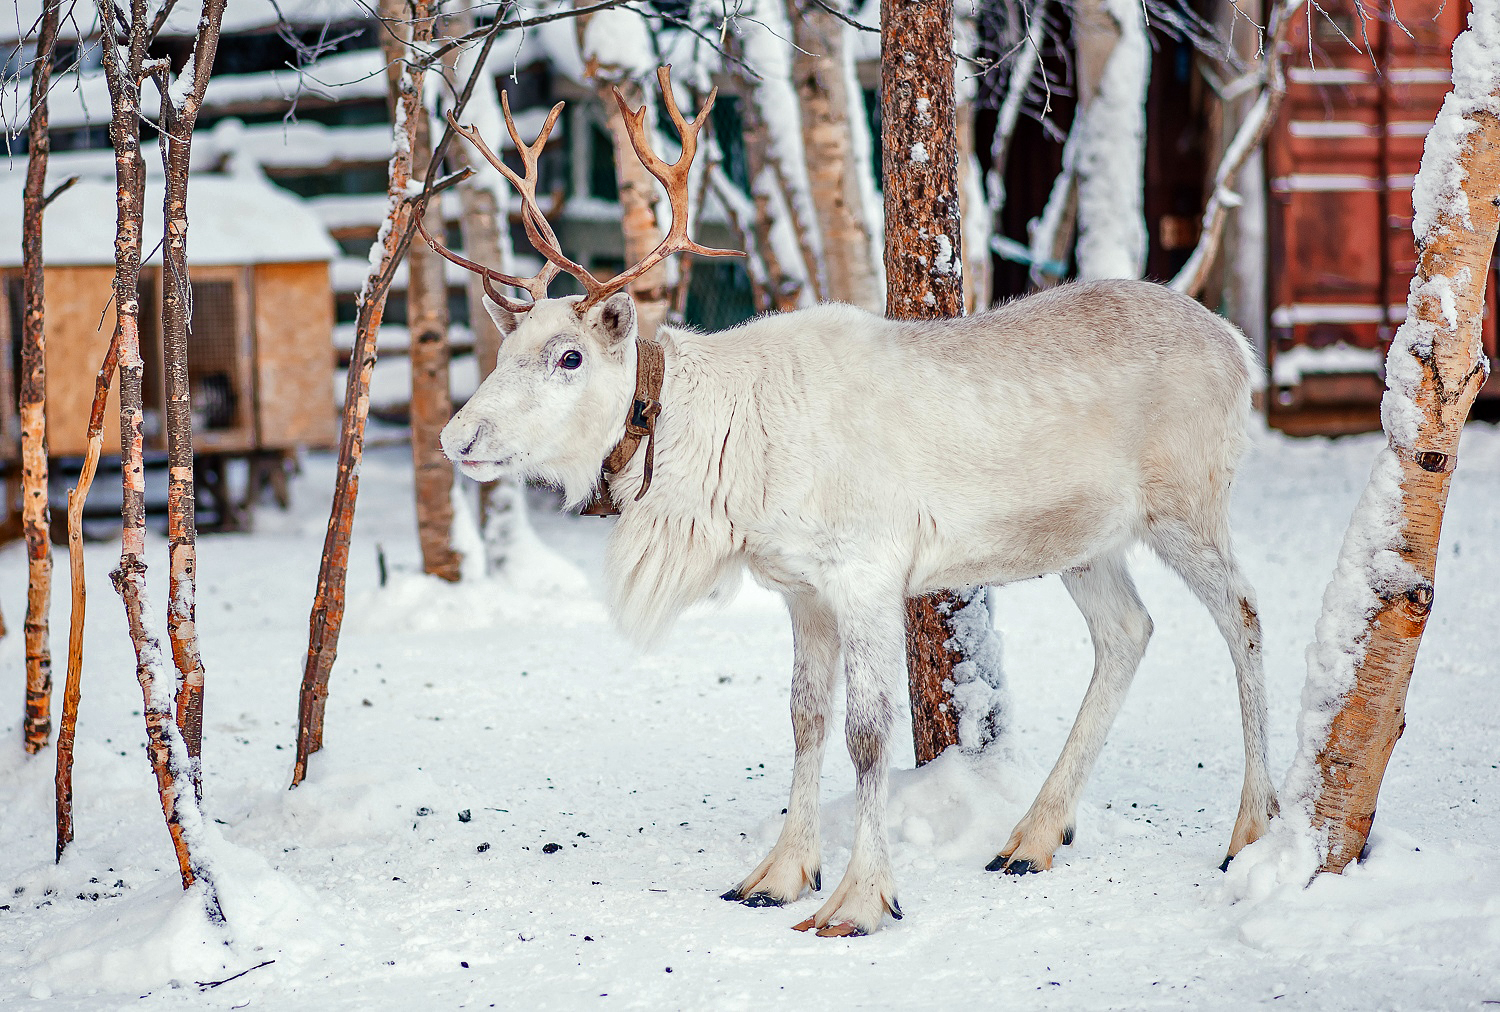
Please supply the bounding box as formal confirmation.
[1301,65,1500,875]
[20,0,61,756]
[56,335,119,861]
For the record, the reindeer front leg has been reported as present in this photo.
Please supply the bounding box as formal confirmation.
[724,592,837,906]
[794,591,904,937]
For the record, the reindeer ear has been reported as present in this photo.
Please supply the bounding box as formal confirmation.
[589,291,637,350]
[482,295,518,337]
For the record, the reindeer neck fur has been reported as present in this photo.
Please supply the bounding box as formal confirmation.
[602,321,768,646]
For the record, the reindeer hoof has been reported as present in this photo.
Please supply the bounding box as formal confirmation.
[742,893,786,908]
[792,917,816,932]
[1218,854,1233,873]
[815,921,866,938]
[1062,825,1075,846]
[720,887,744,902]
[985,855,1041,875]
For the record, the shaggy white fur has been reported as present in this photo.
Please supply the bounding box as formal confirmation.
[442,280,1275,936]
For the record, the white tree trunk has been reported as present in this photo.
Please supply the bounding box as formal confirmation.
[1073,0,1149,280]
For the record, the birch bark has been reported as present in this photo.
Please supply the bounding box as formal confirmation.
[790,0,881,310]
[1288,7,1500,874]
[154,0,228,789]
[20,0,60,755]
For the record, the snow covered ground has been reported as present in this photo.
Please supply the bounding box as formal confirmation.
[1,421,1497,1009]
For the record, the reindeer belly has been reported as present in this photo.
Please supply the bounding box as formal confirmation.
[906,482,1141,593]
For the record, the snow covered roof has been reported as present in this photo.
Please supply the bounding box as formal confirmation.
[1,0,368,43]
[0,169,337,267]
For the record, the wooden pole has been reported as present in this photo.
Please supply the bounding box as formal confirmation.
[20,0,61,755]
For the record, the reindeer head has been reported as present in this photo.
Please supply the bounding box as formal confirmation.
[431,66,740,507]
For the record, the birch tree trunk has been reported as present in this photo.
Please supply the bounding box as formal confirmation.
[154,0,228,791]
[739,0,826,302]
[790,0,881,311]
[1169,0,1298,300]
[20,0,60,755]
[97,0,218,913]
[1072,0,1148,280]
[442,13,535,574]
[883,0,1006,762]
[295,0,435,785]
[383,0,462,582]
[577,7,671,338]
[1289,15,1500,874]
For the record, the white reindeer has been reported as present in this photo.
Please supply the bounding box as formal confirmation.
[426,68,1277,937]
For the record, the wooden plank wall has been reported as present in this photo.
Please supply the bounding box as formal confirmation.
[253,262,337,450]
[44,266,122,457]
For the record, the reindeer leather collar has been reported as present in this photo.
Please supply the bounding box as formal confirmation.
[581,339,664,516]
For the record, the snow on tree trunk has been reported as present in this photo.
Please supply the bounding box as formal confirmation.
[790,0,882,311]
[19,0,59,756]
[579,7,672,339]
[443,15,539,576]
[384,0,462,583]
[883,0,1008,762]
[1285,6,1500,876]
[154,0,227,790]
[1073,0,1149,280]
[725,40,811,311]
[1170,0,1298,300]
[736,0,824,303]
[956,102,991,312]
[97,0,219,914]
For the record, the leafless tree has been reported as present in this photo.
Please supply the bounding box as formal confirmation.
[1294,47,1500,874]
[19,0,61,756]
[95,0,220,915]
[146,0,229,794]
[883,0,1006,760]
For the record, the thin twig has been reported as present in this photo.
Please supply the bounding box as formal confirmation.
[197,960,276,991]
[41,174,79,207]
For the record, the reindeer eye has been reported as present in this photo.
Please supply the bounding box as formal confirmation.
[559,350,583,371]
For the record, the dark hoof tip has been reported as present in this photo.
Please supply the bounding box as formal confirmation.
[1004,859,1039,876]
[720,888,744,902]
[811,869,822,892]
[1218,854,1233,873]
[984,855,1008,873]
[1061,826,1075,847]
[889,898,903,920]
[742,893,785,908]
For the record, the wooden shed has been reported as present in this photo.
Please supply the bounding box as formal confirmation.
[0,172,338,477]
[1265,0,1500,434]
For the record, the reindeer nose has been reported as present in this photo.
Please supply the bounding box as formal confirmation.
[441,415,488,461]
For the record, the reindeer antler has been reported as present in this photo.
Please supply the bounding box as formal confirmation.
[421,65,742,317]
[415,99,572,313]
[576,65,744,313]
